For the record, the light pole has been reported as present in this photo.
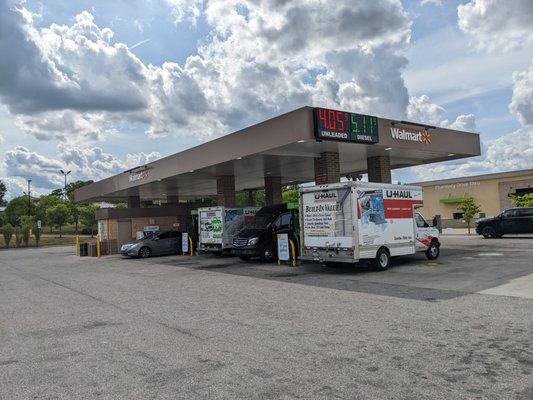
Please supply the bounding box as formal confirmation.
[27,179,32,215]
[60,169,71,200]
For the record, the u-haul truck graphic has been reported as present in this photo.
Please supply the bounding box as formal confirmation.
[198,207,259,253]
[299,182,440,270]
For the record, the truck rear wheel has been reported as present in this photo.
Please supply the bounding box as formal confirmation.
[373,247,391,271]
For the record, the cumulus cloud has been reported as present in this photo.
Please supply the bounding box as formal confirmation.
[4,146,65,189]
[509,59,533,126]
[0,4,147,114]
[420,0,442,6]
[411,129,533,179]
[0,0,413,142]
[407,95,476,132]
[14,111,111,142]
[2,145,161,195]
[458,0,533,52]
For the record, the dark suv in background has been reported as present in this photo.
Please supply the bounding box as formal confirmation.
[475,207,533,238]
[232,203,299,262]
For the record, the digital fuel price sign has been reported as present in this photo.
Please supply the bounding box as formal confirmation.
[313,108,379,144]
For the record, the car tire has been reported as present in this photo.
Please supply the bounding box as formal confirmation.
[373,247,391,271]
[425,241,440,260]
[481,226,496,238]
[239,255,251,261]
[259,245,276,263]
[138,246,151,258]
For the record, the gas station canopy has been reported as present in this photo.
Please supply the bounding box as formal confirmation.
[75,106,480,203]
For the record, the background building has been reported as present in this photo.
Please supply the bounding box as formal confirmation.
[412,169,533,227]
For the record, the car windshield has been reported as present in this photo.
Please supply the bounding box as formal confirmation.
[247,213,276,229]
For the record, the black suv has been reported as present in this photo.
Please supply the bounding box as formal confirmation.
[232,203,299,262]
[475,207,533,238]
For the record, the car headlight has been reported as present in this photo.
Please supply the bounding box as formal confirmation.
[247,237,260,246]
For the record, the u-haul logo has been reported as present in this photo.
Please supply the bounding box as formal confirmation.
[390,127,431,144]
[384,189,423,200]
[314,191,337,202]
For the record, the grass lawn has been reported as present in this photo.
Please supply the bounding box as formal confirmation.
[0,235,96,249]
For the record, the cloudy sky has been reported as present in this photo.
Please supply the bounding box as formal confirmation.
[0,0,531,198]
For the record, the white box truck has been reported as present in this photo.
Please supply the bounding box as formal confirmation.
[299,182,440,270]
[198,207,259,254]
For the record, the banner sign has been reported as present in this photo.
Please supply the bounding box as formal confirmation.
[182,232,189,253]
[277,233,290,261]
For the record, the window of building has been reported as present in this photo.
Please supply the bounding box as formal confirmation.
[452,212,464,220]
[515,187,533,195]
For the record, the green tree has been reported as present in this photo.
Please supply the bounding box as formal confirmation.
[79,204,99,237]
[282,186,299,204]
[2,223,14,248]
[114,202,127,209]
[36,195,63,233]
[46,203,71,237]
[4,196,31,226]
[511,193,533,207]
[0,180,7,206]
[458,197,481,235]
[20,215,35,246]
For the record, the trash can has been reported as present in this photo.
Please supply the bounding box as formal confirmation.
[79,243,88,257]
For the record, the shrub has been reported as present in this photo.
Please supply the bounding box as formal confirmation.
[14,226,22,247]
[2,223,14,248]
[20,215,34,247]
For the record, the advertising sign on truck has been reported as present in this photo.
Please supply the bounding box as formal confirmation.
[299,182,440,270]
[198,207,259,253]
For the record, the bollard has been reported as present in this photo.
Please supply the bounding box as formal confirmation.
[96,235,101,258]
[289,238,298,267]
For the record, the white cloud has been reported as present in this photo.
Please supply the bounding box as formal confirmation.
[407,95,476,132]
[4,146,65,189]
[0,0,413,142]
[410,128,533,180]
[420,0,442,6]
[2,144,161,196]
[509,59,533,126]
[0,4,148,114]
[14,111,111,142]
[458,0,533,52]
[443,114,476,132]
[407,95,445,126]
[165,0,204,25]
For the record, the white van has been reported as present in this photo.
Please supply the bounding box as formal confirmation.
[299,182,440,270]
[198,207,259,254]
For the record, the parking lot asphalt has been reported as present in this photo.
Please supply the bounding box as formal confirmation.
[0,235,532,399]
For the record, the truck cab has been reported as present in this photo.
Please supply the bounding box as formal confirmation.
[232,204,299,262]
